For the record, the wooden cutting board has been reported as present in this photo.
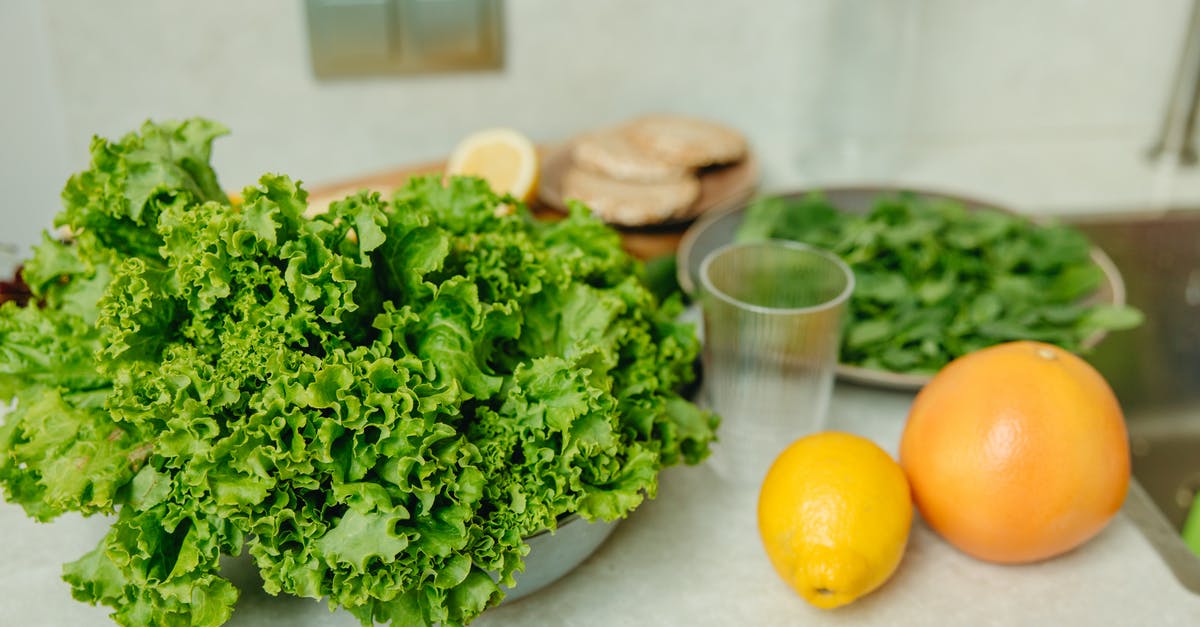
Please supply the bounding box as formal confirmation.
[304,148,758,260]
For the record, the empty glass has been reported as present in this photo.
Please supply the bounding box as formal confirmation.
[699,240,854,485]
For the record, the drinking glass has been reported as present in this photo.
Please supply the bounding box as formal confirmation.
[699,240,854,485]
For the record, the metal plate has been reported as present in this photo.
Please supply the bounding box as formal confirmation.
[677,185,1126,390]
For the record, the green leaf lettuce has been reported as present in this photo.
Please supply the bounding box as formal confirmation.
[0,119,716,627]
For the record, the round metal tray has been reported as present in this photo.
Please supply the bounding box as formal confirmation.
[676,185,1126,390]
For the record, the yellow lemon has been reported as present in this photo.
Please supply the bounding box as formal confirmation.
[445,128,540,202]
[757,431,912,609]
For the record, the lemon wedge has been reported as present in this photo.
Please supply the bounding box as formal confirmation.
[445,128,540,202]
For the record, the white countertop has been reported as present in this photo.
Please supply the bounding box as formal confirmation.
[3,383,1199,626]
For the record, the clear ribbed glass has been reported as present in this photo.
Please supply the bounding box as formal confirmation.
[699,240,854,486]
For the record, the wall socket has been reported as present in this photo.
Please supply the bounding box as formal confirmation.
[305,0,504,78]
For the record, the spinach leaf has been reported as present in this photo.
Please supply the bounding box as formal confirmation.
[735,192,1144,375]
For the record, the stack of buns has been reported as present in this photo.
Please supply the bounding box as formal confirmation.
[560,114,748,227]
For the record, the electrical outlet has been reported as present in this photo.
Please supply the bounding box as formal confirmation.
[305,0,503,78]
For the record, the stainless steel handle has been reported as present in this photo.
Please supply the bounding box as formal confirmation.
[1149,0,1200,165]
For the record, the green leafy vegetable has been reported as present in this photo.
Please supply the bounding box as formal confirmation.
[735,192,1144,374]
[642,254,685,306]
[0,119,716,626]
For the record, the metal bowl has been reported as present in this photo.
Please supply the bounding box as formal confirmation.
[499,514,619,604]
[676,185,1127,390]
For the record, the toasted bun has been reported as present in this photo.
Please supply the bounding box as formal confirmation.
[571,129,691,183]
[561,167,700,226]
[624,114,748,168]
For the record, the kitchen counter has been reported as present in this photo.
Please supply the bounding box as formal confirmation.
[2,382,1198,626]
[3,160,1199,625]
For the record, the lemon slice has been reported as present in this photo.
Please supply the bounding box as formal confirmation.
[445,128,540,202]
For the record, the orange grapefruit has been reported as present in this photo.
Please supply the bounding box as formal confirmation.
[899,340,1130,564]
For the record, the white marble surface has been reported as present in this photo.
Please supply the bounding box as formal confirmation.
[3,383,1199,626]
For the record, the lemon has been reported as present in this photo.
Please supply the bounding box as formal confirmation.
[445,128,540,202]
[757,431,912,609]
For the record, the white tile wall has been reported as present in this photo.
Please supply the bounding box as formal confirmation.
[35,1,830,189]
[2,0,1198,250]
[902,2,1166,135]
[1,0,70,253]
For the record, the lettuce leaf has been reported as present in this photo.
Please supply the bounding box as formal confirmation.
[0,119,717,627]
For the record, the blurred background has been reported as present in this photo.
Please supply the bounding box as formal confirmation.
[4,0,1200,254]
